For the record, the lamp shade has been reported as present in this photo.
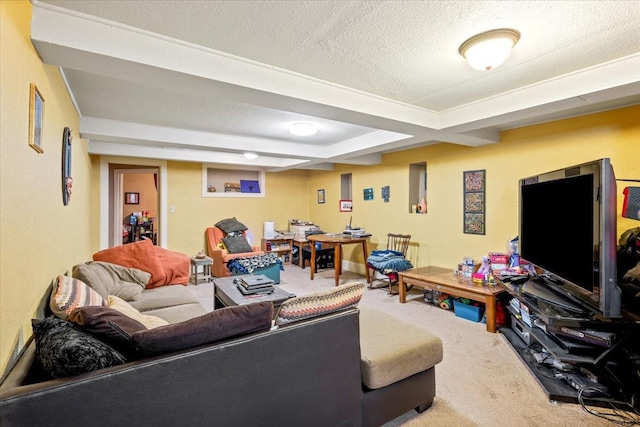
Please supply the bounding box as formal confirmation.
[459,29,520,71]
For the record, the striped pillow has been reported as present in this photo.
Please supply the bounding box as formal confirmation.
[275,282,364,326]
[50,275,105,320]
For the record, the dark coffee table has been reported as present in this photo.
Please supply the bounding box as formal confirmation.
[213,275,295,316]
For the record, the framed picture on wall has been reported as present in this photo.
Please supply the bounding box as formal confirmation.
[463,169,486,235]
[317,189,325,204]
[125,192,139,204]
[339,199,353,212]
[28,83,44,153]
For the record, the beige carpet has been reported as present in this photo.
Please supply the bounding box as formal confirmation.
[187,266,631,426]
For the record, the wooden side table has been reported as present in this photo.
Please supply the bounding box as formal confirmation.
[190,256,213,285]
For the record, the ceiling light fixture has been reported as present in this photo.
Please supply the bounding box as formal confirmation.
[459,28,520,71]
[289,122,318,136]
[244,152,258,159]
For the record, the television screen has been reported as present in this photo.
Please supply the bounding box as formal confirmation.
[519,158,620,318]
[520,174,595,293]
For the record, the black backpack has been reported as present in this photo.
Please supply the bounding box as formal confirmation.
[618,227,640,282]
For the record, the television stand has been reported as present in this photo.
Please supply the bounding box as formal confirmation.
[501,328,619,405]
[498,277,640,407]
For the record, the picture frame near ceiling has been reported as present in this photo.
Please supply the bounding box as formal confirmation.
[28,83,44,153]
[463,169,486,235]
[339,199,353,212]
[317,189,325,204]
[125,192,140,205]
[62,127,72,205]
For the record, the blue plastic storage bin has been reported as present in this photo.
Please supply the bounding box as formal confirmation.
[453,300,484,322]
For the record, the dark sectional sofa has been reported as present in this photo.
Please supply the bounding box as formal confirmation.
[1,281,443,426]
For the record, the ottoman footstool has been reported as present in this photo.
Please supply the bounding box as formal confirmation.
[359,306,443,426]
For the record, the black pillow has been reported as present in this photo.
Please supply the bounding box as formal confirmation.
[222,235,253,253]
[215,217,248,234]
[32,318,126,379]
[131,302,274,356]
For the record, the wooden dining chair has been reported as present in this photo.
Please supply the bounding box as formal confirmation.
[367,233,412,295]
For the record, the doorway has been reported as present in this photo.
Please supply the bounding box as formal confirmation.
[99,157,167,250]
[115,167,159,246]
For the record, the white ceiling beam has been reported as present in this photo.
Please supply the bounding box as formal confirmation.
[439,54,640,131]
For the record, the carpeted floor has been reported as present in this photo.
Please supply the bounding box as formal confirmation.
[187,266,633,426]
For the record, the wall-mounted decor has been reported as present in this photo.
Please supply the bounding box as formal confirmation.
[381,185,390,202]
[28,83,44,153]
[224,182,241,192]
[240,180,260,193]
[363,188,374,200]
[339,199,353,212]
[317,189,325,204]
[62,127,72,205]
[125,192,140,205]
[463,169,486,234]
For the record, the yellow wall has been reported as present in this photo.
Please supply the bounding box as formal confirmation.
[0,0,96,374]
[307,106,640,270]
[164,161,311,255]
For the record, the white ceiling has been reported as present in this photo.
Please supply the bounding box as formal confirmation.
[31,0,640,171]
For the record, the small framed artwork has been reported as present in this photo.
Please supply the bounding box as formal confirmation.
[339,199,353,212]
[125,192,140,205]
[363,188,374,200]
[28,83,44,153]
[464,169,485,192]
[317,189,325,204]
[463,169,486,235]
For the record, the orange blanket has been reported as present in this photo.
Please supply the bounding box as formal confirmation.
[93,239,190,289]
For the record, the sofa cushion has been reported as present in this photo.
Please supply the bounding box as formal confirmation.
[32,318,126,379]
[215,217,248,234]
[72,261,150,301]
[128,284,200,312]
[131,302,274,356]
[107,295,169,329]
[221,235,253,254]
[358,307,443,389]
[275,282,364,326]
[50,275,105,320]
[67,306,147,356]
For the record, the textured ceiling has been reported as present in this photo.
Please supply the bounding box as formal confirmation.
[32,0,640,170]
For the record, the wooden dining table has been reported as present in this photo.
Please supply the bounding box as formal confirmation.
[307,234,370,286]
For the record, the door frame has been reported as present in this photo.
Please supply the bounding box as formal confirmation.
[100,157,168,249]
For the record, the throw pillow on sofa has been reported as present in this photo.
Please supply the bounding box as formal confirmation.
[92,239,190,289]
[72,261,150,301]
[32,317,126,379]
[50,275,105,320]
[215,217,248,234]
[275,282,365,326]
[221,235,253,253]
[107,295,169,329]
[68,306,148,357]
[131,301,274,356]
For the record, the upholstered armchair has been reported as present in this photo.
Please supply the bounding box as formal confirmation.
[205,226,263,277]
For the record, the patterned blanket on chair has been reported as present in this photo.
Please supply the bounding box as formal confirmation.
[366,250,413,273]
[227,253,284,274]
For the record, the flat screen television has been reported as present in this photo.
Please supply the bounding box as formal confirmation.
[519,158,621,319]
